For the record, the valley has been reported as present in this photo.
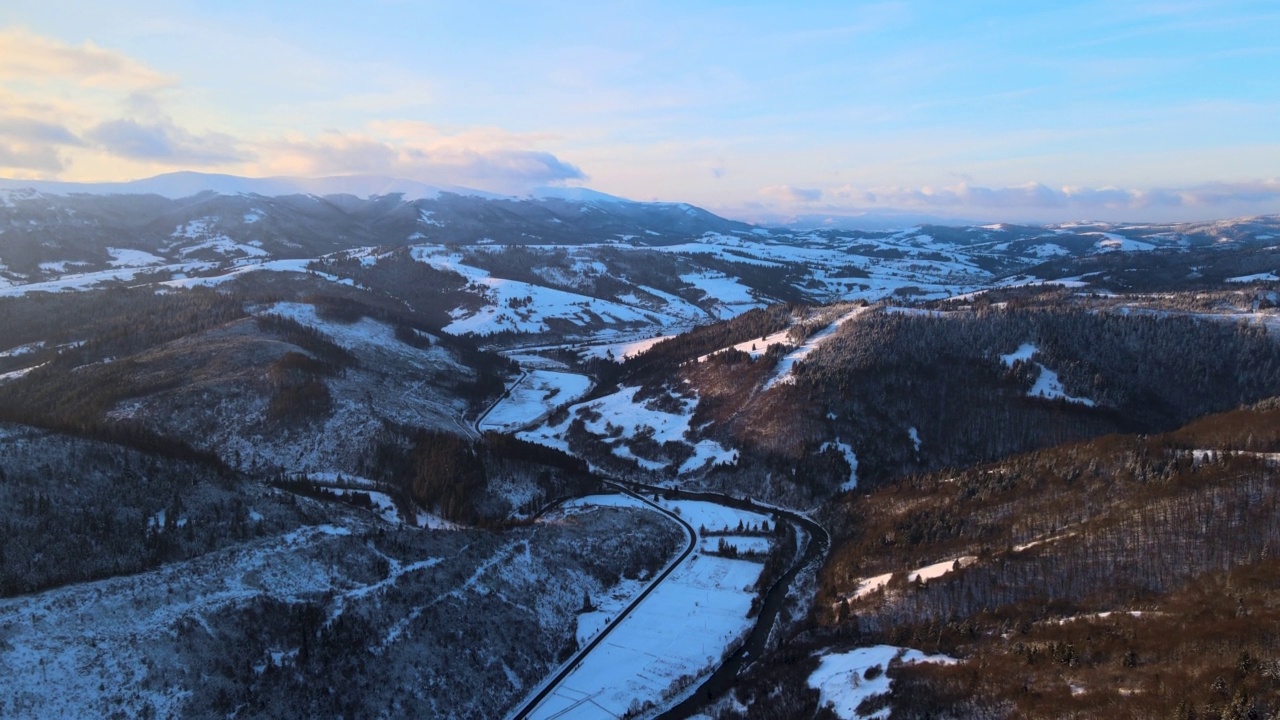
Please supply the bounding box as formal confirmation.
[1,179,1279,718]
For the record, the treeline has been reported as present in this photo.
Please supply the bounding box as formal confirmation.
[370,427,595,524]
[255,314,358,369]
[304,292,433,351]
[404,429,489,523]
[713,401,1280,719]
[790,304,1280,487]
[688,252,811,305]
[878,558,1280,719]
[1014,244,1280,292]
[0,286,246,375]
[0,426,303,596]
[298,287,521,404]
[820,404,1280,614]
[310,247,481,329]
[271,474,377,512]
[461,246,633,303]
[622,304,798,382]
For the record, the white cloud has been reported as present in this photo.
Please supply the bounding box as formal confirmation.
[744,179,1280,223]
[259,129,585,192]
[86,117,251,165]
[759,184,823,203]
[821,180,1280,212]
[0,27,172,90]
[0,116,83,172]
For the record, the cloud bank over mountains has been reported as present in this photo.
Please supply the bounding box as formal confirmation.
[0,19,1276,223]
[742,180,1280,224]
[0,28,583,194]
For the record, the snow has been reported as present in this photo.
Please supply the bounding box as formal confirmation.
[993,275,1090,291]
[765,307,869,389]
[808,645,955,720]
[0,265,183,297]
[681,439,740,473]
[159,259,343,289]
[413,248,680,336]
[697,535,771,554]
[1088,232,1156,253]
[527,497,770,720]
[1029,365,1096,406]
[478,370,592,433]
[822,440,859,491]
[261,301,434,355]
[0,341,44,358]
[577,332,681,361]
[845,557,976,601]
[1000,342,1038,366]
[0,518,370,720]
[39,259,88,273]
[575,574,650,645]
[678,271,759,307]
[328,487,401,524]
[519,385,737,474]
[0,363,46,383]
[656,499,774,535]
[107,247,166,268]
[1014,531,1077,552]
[697,326,793,363]
[1000,343,1095,406]
[1226,272,1279,283]
[1025,243,1071,258]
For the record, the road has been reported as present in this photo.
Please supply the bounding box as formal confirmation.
[506,482,697,720]
[647,486,829,719]
[472,369,529,435]
[506,479,828,720]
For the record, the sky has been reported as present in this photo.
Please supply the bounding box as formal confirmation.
[1,0,1278,223]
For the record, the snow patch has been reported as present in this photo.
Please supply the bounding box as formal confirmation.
[808,645,955,720]
[821,440,859,491]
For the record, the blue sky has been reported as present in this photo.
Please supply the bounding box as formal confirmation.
[1,0,1278,222]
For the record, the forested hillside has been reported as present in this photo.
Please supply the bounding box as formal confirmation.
[708,401,1280,719]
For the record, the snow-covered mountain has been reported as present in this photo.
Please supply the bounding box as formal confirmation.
[3,174,1280,719]
[2,176,1277,340]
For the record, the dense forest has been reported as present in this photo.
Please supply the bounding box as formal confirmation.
[752,303,1280,488]
[710,401,1280,719]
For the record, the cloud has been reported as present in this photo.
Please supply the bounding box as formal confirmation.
[264,131,585,192]
[0,116,83,172]
[86,118,251,165]
[759,184,823,203]
[817,180,1280,215]
[0,28,172,89]
[0,117,83,147]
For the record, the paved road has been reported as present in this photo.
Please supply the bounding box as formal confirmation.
[506,479,829,720]
[507,483,697,720]
[472,369,529,435]
[629,483,830,720]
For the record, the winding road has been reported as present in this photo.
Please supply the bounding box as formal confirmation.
[478,357,830,719]
[506,479,828,720]
[507,482,697,720]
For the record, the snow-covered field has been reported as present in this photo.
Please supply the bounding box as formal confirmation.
[479,370,593,432]
[578,332,681,361]
[526,496,773,720]
[519,385,737,474]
